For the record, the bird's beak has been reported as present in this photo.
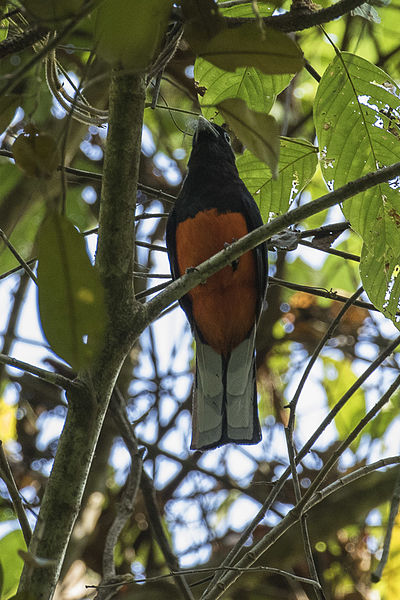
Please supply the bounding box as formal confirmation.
[194,116,219,142]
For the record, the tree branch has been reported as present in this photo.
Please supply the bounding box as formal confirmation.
[203,373,400,600]
[17,70,147,600]
[0,441,32,546]
[145,161,400,326]
[203,334,400,596]
[0,352,75,390]
[224,0,367,32]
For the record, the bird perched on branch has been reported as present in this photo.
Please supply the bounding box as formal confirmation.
[166,117,268,450]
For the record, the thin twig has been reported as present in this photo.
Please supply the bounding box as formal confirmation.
[88,564,323,590]
[109,390,194,600]
[284,428,325,600]
[305,457,400,511]
[288,286,364,426]
[0,352,76,390]
[203,374,400,600]
[145,161,400,325]
[270,277,374,311]
[0,441,32,546]
[0,229,37,284]
[96,391,143,600]
[203,334,400,596]
[141,471,195,600]
[298,239,360,262]
[371,466,400,582]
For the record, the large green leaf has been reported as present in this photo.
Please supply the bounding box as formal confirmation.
[314,53,400,328]
[237,138,318,221]
[189,23,304,75]
[37,213,106,370]
[94,0,172,70]
[314,52,400,255]
[0,529,25,600]
[195,57,292,122]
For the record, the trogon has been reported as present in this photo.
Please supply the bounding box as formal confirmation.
[166,117,268,451]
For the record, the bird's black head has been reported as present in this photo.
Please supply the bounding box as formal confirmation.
[188,117,236,167]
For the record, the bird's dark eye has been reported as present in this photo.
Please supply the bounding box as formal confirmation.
[223,131,230,143]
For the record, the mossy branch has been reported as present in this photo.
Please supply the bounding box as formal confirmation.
[17,70,146,600]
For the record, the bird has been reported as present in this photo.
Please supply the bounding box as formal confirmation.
[166,117,268,450]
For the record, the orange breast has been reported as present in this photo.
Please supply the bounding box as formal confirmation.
[176,208,257,356]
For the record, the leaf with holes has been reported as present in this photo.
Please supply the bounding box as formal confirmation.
[237,138,318,221]
[188,22,303,75]
[194,57,293,123]
[315,53,400,328]
[314,52,400,257]
[37,213,106,370]
[360,243,400,327]
[218,98,280,177]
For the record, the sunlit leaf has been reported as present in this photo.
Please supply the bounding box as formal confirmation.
[237,137,318,221]
[94,0,172,70]
[37,213,106,370]
[189,23,304,75]
[218,97,280,177]
[314,53,400,256]
[195,57,293,122]
[314,52,400,329]
[217,0,279,17]
[12,126,60,179]
[0,530,25,600]
[360,243,400,325]
[322,356,365,450]
[376,513,400,599]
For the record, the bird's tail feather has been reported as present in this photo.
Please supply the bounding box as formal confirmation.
[191,327,261,450]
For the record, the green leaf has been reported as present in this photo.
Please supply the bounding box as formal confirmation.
[360,242,400,325]
[217,0,278,17]
[237,137,318,221]
[314,53,400,328]
[194,57,293,122]
[0,95,18,133]
[218,97,280,177]
[189,23,304,75]
[37,213,106,371]
[314,53,400,257]
[0,196,43,276]
[0,529,25,600]
[21,0,85,27]
[12,127,60,179]
[322,357,366,450]
[94,0,172,70]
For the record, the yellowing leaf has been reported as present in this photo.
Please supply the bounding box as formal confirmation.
[217,98,280,177]
[94,0,172,70]
[13,127,60,179]
[37,213,106,371]
[0,397,16,443]
[188,22,304,75]
[376,514,400,599]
